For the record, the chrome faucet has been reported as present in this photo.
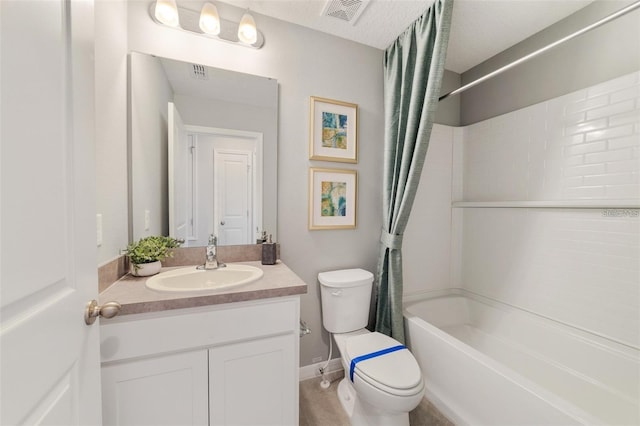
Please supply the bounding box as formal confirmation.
[199,234,225,270]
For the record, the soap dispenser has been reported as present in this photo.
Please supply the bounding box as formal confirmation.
[256,230,267,244]
[261,234,277,265]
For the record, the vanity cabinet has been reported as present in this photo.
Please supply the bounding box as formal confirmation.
[99,296,299,426]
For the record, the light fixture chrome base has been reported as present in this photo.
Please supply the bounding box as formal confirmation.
[148,3,265,49]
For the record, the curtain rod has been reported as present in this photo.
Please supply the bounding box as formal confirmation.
[439,0,640,101]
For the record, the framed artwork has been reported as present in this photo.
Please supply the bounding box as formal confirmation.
[309,167,357,230]
[309,96,358,163]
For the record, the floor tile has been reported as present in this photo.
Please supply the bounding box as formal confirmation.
[299,374,455,426]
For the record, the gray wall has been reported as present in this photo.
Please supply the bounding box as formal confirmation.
[95,0,386,367]
[130,53,173,240]
[95,0,128,265]
[95,0,460,367]
[97,0,612,369]
[437,69,461,126]
[460,0,640,125]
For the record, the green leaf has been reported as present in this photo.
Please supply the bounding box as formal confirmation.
[124,236,184,269]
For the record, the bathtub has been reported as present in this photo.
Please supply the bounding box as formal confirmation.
[403,289,639,425]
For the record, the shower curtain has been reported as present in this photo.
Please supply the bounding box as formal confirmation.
[375,0,453,342]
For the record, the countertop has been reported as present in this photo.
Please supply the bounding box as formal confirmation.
[99,260,307,316]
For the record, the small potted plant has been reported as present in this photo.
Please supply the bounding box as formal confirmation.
[125,236,183,277]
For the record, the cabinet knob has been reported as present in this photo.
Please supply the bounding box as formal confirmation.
[84,300,122,325]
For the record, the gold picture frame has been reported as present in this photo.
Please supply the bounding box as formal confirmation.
[308,167,357,230]
[309,96,358,163]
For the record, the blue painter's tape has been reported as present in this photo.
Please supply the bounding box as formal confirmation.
[349,345,407,382]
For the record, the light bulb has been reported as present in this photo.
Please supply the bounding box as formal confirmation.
[238,12,257,44]
[199,3,220,35]
[155,0,179,27]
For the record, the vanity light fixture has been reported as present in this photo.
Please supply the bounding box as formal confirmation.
[154,0,180,27]
[199,2,220,36]
[237,11,257,45]
[150,0,264,49]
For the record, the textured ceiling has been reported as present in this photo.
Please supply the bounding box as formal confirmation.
[160,57,276,107]
[219,0,596,74]
[446,0,596,73]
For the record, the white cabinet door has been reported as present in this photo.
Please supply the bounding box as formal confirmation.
[209,334,298,426]
[101,350,209,426]
[168,102,189,241]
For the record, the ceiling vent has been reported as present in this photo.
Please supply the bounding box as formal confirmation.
[190,64,208,80]
[321,0,370,25]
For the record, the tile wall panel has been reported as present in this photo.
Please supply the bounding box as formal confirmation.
[459,207,639,348]
[454,72,640,348]
[403,124,454,295]
[461,72,640,202]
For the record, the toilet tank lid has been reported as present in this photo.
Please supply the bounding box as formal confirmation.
[318,269,374,287]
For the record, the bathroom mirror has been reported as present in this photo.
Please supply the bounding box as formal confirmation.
[129,52,278,246]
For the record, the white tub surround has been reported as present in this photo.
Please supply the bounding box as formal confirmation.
[458,71,640,205]
[404,290,639,425]
[401,71,640,424]
[449,69,640,349]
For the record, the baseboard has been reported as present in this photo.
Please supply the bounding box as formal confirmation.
[299,358,343,381]
[423,388,464,425]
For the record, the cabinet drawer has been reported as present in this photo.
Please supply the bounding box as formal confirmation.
[100,297,299,363]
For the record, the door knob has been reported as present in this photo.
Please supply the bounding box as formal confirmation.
[220,221,225,225]
[84,300,121,325]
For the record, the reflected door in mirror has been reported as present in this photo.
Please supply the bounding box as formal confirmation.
[182,128,262,247]
[129,52,278,246]
[168,102,189,242]
[215,150,253,245]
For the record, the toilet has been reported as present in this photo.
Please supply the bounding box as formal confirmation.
[319,269,425,426]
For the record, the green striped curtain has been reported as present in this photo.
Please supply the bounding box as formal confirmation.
[375,0,454,343]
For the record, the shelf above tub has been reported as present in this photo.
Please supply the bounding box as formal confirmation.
[452,200,640,209]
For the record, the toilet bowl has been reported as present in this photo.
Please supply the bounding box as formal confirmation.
[319,269,425,426]
[335,330,425,425]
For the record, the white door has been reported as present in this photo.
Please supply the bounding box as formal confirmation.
[187,129,262,246]
[1,1,102,424]
[168,102,189,242]
[214,150,252,245]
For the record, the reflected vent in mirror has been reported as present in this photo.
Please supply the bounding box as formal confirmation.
[190,64,208,80]
[321,0,369,25]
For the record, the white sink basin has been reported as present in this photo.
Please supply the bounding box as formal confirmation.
[145,264,264,293]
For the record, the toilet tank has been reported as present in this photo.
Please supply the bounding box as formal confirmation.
[319,269,374,333]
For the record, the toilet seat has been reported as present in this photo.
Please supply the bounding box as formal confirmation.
[344,332,423,397]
